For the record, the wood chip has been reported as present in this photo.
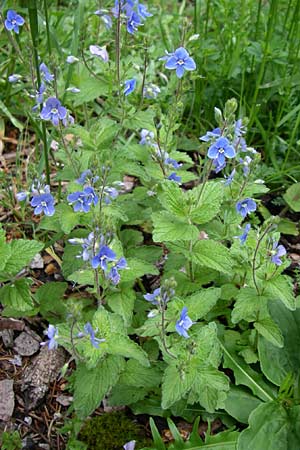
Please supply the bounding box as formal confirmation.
[0,379,15,421]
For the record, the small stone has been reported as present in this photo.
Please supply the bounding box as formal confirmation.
[30,253,44,269]
[45,263,58,275]
[0,379,15,421]
[14,331,40,356]
[0,329,14,348]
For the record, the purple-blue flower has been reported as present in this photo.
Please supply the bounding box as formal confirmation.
[76,170,92,185]
[94,10,113,29]
[207,137,236,166]
[138,4,152,19]
[67,187,98,213]
[239,223,251,244]
[240,156,252,177]
[175,307,193,339]
[41,325,58,350]
[124,441,136,450]
[83,322,105,349]
[89,45,109,62]
[144,288,161,305]
[92,245,116,270]
[236,198,257,218]
[144,287,173,306]
[40,63,54,83]
[165,158,182,169]
[165,47,196,78]
[108,257,127,284]
[271,242,286,266]
[40,97,67,126]
[224,168,236,186]
[139,129,155,145]
[8,74,22,83]
[103,186,119,204]
[69,232,95,261]
[124,78,136,96]
[199,128,221,142]
[16,191,28,201]
[32,82,46,112]
[143,83,160,99]
[5,10,25,34]
[30,193,55,216]
[127,11,141,34]
[168,172,181,183]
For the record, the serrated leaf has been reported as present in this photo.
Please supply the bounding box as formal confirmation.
[108,384,148,406]
[62,244,84,278]
[184,287,221,321]
[161,363,197,410]
[254,317,283,348]
[3,240,44,277]
[265,275,296,311]
[106,286,135,326]
[152,212,199,242]
[158,181,188,217]
[107,334,150,367]
[189,181,224,224]
[56,203,80,234]
[232,288,268,323]
[190,240,234,274]
[283,182,300,212]
[35,282,67,319]
[1,279,34,312]
[189,367,229,413]
[73,355,125,418]
[121,258,159,282]
[0,240,11,273]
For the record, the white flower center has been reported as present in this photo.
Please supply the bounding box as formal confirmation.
[219,148,224,153]
[51,108,58,114]
[178,59,185,65]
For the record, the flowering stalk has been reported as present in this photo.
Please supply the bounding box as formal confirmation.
[116,0,122,94]
[252,223,273,294]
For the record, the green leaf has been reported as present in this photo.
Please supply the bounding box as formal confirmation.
[2,239,44,277]
[184,287,221,321]
[73,70,109,106]
[62,244,84,278]
[35,282,67,319]
[190,240,234,274]
[152,212,199,242]
[221,342,274,402]
[188,367,229,413]
[258,300,300,386]
[254,317,284,348]
[121,258,159,282]
[107,334,150,367]
[189,181,224,224]
[283,182,300,212]
[237,402,290,450]
[203,429,239,450]
[265,275,296,311]
[158,181,188,217]
[106,285,136,326]
[0,238,12,273]
[224,386,262,424]
[1,278,34,312]
[232,288,268,323]
[73,355,125,418]
[108,384,148,406]
[117,360,162,388]
[56,203,80,234]
[0,99,23,130]
[161,363,197,410]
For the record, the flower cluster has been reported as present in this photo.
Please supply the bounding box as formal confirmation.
[16,177,56,217]
[77,322,105,349]
[112,0,152,35]
[92,245,127,285]
[270,241,286,266]
[67,187,98,213]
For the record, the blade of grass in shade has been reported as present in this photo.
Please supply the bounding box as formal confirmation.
[43,0,52,55]
[248,0,279,128]
[63,0,85,102]
[27,0,50,185]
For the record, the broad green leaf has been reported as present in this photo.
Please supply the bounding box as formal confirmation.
[258,300,300,386]
[35,282,67,319]
[107,334,150,367]
[265,275,296,311]
[117,360,162,388]
[152,212,199,242]
[254,317,283,348]
[73,71,109,106]
[62,244,84,278]
[283,182,300,212]
[73,355,125,418]
[232,288,268,323]
[108,384,148,406]
[190,240,234,274]
[0,239,11,273]
[56,203,80,234]
[121,258,159,281]
[188,367,229,413]
[189,181,224,224]
[161,363,197,409]
[203,429,239,450]
[221,342,274,402]
[2,239,44,277]
[0,98,23,130]
[1,278,34,312]
[158,181,188,217]
[106,285,136,326]
[238,402,290,450]
[126,245,163,264]
[184,287,221,320]
[224,386,262,424]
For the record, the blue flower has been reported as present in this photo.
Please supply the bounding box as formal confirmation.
[236,198,257,218]
[5,10,25,34]
[67,187,98,213]
[165,157,182,169]
[127,11,141,34]
[108,257,127,284]
[165,47,196,78]
[32,83,46,112]
[240,156,252,177]
[92,245,116,270]
[8,74,22,83]
[175,307,193,338]
[16,191,28,201]
[138,4,152,19]
[89,45,109,62]
[207,137,236,166]
[144,287,172,306]
[271,242,286,266]
[239,223,251,244]
[40,97,67,126]
[139,129,155,146]
[83,322,105,349]
[41,325,59,350]
[69,232,96,261]
[199,128,221,142]
[40,63,54,83]
[94,10,113,29]
[168,172,181,183]
[224,168,236,186]
[66,55,80,64]
[76,170,92,185]
[143,83,160,99]
[124,441,136,450]
[144,288,161,305]
[124,78,136,96]
[30,193,55,216]
[103,186,119,204]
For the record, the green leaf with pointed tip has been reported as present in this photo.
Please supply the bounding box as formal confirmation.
[73,355,125,418]
[254,316,283,348]
[224,385,262,424]
[152,212,199,242]
[1,278,34,312]
[265,275,296,311]
[184,288,221,321]
[106,285,136,326]
[121,258,159,281]
[158,181,188,217]
[189,181,224,224]
[283,182,300,212]
[161,362,197,410]
[232,288,268,323]
[2,239,44,278]
[56,203,80,234]
[190,240,234,274]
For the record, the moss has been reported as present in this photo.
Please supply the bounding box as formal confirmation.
[78,411,151,450]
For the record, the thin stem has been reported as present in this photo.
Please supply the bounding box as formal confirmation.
[58,124,80,177]
[43,0,52,56]
[196,159,213,206]
[116,1,122,92]
[139,41,148,108]
[252,224,273,295]
[161,305,176,359]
